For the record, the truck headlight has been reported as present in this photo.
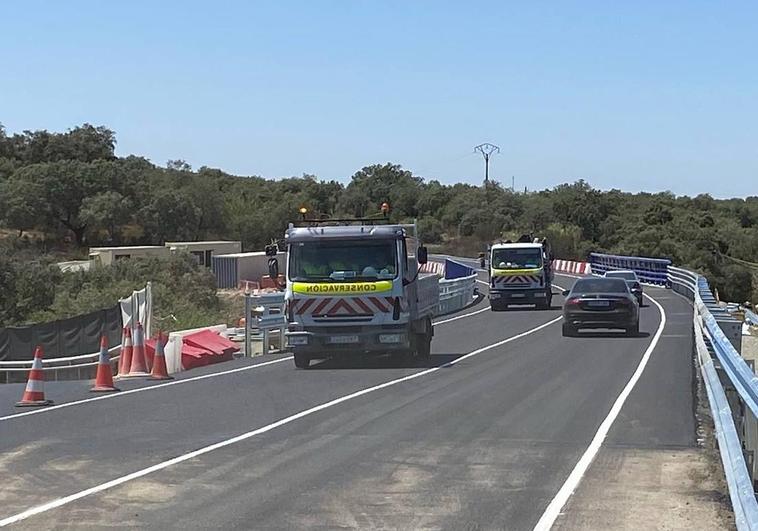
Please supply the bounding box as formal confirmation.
[379,334,403,344]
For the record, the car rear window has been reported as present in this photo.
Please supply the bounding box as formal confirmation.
[571,278,629,294]
[606,271,637,281]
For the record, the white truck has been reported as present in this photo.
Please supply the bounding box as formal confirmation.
[276,221,439,368]
[488,235,554,310]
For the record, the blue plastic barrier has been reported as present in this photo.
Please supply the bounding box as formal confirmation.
[444,259,475,280]
[589,252,671,286]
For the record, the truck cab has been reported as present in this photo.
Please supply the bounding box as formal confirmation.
[282,222,438,368]
[488,238,553,310]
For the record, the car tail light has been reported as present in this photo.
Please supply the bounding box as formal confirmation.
[566,298,581,306]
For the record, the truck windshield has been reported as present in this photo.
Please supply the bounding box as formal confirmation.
[492,248,542,269]
[290,240,398,281]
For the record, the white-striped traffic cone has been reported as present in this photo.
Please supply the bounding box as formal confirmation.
[125,322,150,377]
[91,335,120,392]
[16,346,53,407]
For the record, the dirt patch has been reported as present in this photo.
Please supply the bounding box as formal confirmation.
[552,447,734,530]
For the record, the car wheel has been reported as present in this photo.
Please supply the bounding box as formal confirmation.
[294,352,311,369]
[626,321,639,337]
[562,322,576,337]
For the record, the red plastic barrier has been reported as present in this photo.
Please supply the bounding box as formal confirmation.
[146,329,240,371]
[180,330,239,370]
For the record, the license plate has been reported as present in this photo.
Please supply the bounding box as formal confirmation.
[587,300,610,308]
[510,293,525,298]
[328,335,359,344]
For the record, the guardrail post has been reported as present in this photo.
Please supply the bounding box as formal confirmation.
[743,358,758,488]
[244,294,251,358]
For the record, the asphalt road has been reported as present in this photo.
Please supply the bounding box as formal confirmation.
[0,269,694,530]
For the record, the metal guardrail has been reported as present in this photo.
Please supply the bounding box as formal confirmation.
[667,264,758,530]
[696,318,758,530]
[589,252,671,285]
[244,292,287,356]
[0,346,122,384]
[438,273,477,315]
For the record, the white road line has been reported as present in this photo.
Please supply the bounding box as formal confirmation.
[434,306,490,325]
[0,315,563,527]
[0,357,294,422]
[1,301,494,423]
[532,291,667,531]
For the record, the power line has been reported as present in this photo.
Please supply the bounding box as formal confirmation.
[716,250,758,270]
[473,143,500,184]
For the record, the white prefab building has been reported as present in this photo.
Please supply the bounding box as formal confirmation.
[211,251,287,289]
[165,241,242,268]
[88,246,170,266]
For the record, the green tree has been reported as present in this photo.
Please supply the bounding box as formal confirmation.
[10,160,111,245]
[80,191,133,243]
[0,178,46,236]
[339,163,423,219]
[139,189,201,243]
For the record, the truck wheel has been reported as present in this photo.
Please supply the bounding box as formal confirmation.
[415,331,432,360]
[293,352,310,369]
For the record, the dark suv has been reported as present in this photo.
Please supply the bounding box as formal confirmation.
[604,270,643,306]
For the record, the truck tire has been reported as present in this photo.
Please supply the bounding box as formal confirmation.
[415,330,432,360]
[293,352,310,369]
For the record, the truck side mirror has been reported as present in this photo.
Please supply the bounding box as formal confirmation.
[268,257,279,280]
[417,246,428,265]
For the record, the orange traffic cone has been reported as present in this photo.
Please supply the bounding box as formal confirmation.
[126,322,150,377]
[16,346,53,407]
[117,327,133,378]
[91,336,120,392]
[150,333,173,381]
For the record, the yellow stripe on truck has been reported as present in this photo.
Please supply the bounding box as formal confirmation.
[491,268,542,277]
[292,281,393,295]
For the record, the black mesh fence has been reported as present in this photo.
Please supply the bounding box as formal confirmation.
[0,306,122,362]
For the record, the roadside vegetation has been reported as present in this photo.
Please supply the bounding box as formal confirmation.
[1,122,756,328]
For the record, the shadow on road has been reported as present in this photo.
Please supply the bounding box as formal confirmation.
[573,331,651,339]
[307,353,462,370]
[492,304,561,312]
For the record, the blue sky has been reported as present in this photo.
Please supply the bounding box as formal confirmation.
[1,1,756,197]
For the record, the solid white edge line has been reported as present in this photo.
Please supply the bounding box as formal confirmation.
[1,300,495,423]
[434,306,490,325]
[0,357,293,422]
[532,290,667,531]
[0,315,563,527]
